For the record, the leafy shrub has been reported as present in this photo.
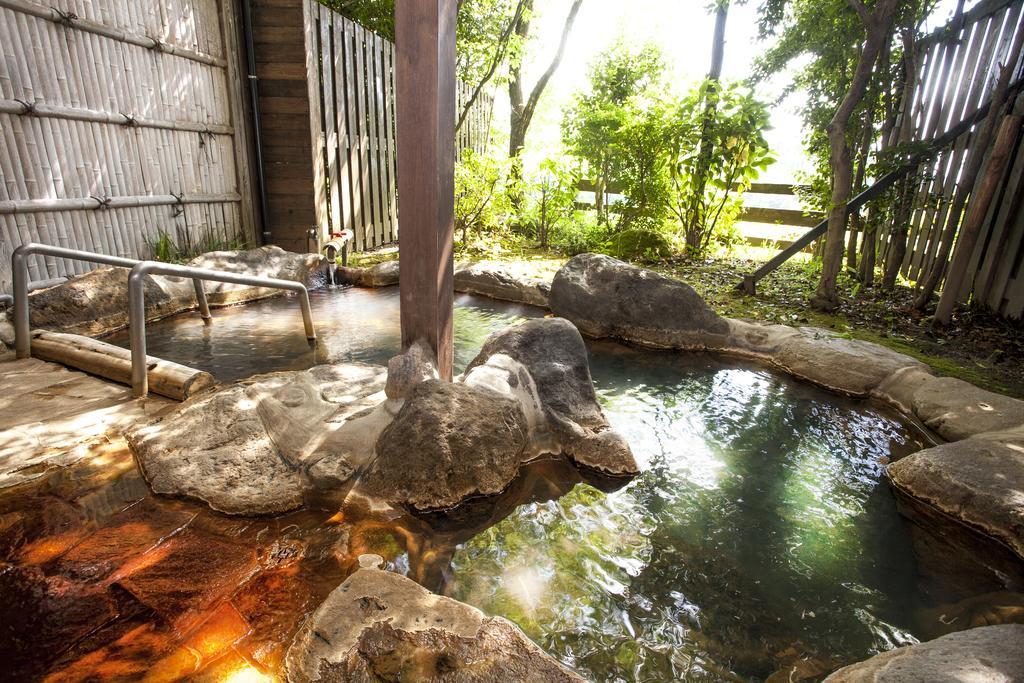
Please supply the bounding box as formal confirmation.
[523,158,579,248]
[455,150,511,251]
[607,225,674,261]
[667,80,774,256]
[549,212,611,257]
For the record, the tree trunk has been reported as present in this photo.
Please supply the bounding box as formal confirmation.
[912,23,1024,312]
[883,173,915,287]
[457,0,528,133]
[859,217,878,285]
[685,1,729,254]
[812,0,900,311]
[507,0,583,160]
[847,100,876,272]
[507,0,583,211]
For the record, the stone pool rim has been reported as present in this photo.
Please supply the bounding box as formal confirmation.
[345,253,1024,567]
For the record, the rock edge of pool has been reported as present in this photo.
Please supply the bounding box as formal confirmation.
[3,248,1024,682]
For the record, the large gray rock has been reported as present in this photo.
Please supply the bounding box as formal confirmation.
[549,256,928,398]
[823,624,1024,682]
[454,262,551,308]
[464,317,638,475]
[385,339,439,400]
[550,253,731,348]
[771,328,927,397]
[22,266,186,338]
[285,566,585,682]
[361,380,530,511]
[888,427,1024,560]
[907,376,1024,441]
[187,246,324,306]
[19,246,322,337]
[127,363,386,515]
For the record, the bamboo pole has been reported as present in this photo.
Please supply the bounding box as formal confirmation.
[0,99,234,134]
[0,0,226,68]
[0,192,242,214]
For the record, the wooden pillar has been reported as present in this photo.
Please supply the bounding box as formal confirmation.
[395,0,457,380]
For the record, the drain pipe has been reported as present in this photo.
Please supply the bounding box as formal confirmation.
[241,0,271,245]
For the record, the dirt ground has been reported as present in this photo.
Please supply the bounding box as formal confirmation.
[654,254,1024,398]
[349,246,1024,399]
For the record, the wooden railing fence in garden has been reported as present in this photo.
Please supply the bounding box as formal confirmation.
[0,0,257,294]
[742,0,1024,319]
[300,0,493,253]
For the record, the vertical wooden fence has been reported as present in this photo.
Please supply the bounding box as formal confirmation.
[0,0,257,294]
[302,0,492,253]
[881,0,1024,316]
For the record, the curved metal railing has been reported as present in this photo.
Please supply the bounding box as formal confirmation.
[127,261,316,397]
[11,243,213,359]
[10,244,318,398]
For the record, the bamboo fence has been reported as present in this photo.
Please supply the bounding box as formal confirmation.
[0,0,256,293]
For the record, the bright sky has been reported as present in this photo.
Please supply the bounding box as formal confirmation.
[499,0,968,182]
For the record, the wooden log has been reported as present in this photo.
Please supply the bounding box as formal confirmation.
[30,330,216,400]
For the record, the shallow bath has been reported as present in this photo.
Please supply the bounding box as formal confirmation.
[5,286,1014,681]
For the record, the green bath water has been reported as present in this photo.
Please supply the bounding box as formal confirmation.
[104,286,1007,681]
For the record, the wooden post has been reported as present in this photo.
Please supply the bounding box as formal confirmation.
[395,0,456,380]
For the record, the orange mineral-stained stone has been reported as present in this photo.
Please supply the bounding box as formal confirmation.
[183,602,253,662]
[41,622,189,683]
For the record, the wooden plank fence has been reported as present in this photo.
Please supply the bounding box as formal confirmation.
[0,0,257,294]
[301,0,492,253]
[880,0,1024,317]
[744,0,1024,318]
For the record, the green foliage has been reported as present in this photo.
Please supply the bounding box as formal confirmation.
[455,150,513,253]
[606,224,674,261]
[321,0,394,38]
[562,41,674,234]
[755,0,933,212]
[523,157,579,248]
[322,0,524,87]
[608,100,674,228]
[585,39,665,105]
[667,80,774,256]
[147,228,249,264]
[562,41,670,227]
[549,211,610,256]
[563,43,772,259]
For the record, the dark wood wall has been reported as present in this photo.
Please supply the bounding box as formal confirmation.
[251,0,317,253]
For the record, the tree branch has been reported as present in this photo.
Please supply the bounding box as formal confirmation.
[845,0,871,26]
[456,0,528,133]
[519,0,584,138]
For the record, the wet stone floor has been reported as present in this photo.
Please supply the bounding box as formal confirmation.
[3,288,1023,682]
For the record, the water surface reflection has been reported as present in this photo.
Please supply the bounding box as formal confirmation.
[4,287,1017,681]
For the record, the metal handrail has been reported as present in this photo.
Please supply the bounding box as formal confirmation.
[128,260,317,397]
[11,243,212,359]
